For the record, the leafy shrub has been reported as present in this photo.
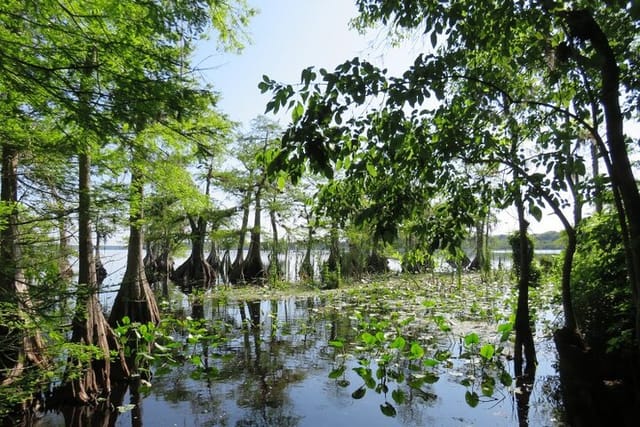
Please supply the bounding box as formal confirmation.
[321,261,341,289]
[572,211,632,353]
[401,249,434,273]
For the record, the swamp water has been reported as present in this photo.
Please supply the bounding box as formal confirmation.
[28,249,565,427]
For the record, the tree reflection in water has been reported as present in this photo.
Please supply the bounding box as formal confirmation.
[31,280,566,426]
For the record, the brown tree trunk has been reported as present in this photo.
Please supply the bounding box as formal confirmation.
[109,168,160,329]
[64,149,129,403]
[94,229,107,287]
[591,138,603,214]
[171,215,214,292]
[468,217,488,274]
[513,185,537,379]
[172,161,216,291]
[564,8,640,346]
[0,144,48,393]
[207,240,220,279]
[244,187,265,283]
[268,207,282,281]
[299,220,314,280]
[229,189,252,283]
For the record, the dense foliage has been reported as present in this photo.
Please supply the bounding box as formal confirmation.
[572,211,632,353]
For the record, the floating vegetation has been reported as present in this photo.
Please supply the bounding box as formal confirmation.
[32,273,562,426]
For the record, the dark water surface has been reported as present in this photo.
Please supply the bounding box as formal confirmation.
[25,249,565,426]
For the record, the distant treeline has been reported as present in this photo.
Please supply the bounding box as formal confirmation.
[489,231,565,251]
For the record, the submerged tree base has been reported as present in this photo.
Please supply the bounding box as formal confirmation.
[554,327,639,426]
[171,255,215,293]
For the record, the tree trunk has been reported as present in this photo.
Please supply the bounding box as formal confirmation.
[207,240,220,280]
[94,230,107,287]
[268,207,282,281]
[321,225,341,289]
[591,138,603,214]
[143,241,156,284]
[560,229,579,333]
[160,247,172,298]
[468,217,488,274]
[143,240,173,297]
[244,187,265,284]
[229,189,252,283]
[299,221,314,280]
[0,144,48,393]
[64,149,129,404]
[513,185,537,379]
[109,168,160,329]
[171,215,214,292]
[564,8,640,346]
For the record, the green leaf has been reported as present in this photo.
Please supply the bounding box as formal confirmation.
[190,355,202,367]
[380,402,397,417]
[391,389,406,404]
[465,391,479,408]
[497,322,513,342]
[430,31,437,48]
[479,344,495,360]
[481,376,496,397]
[422,299,436,308]
[409,342,425,359]
[154,342,169,352]
[529,204,542,222]
[291,102,304,122]
[117,404,136,413]
[500,370,513,386]
[434,350,451,362]
[464,332,480,347]
[423,358,439,367]
[351,385,367,399]
[329,365,346,379]
[390,336,406,350]
[329,340,344,348]
[424,372,440,384]
[365,161,378,177]
[361,332,377,345]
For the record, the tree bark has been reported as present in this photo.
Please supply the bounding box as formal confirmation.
[206,241,220,279]
[65,149,129,403]
[268,207,282,281]
[243,187,266,283]
[109,167,160,329]
[171,215,214,292]
[513,187,537,379]
[590,138,603,214]
[0,144,48,391]
[564,8,640,345]
[468,217,489,274]
[229,189,252,283]
[299,220,314,280]
[94,229,107,287]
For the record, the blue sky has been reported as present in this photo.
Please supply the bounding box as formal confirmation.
[194,1,563,233]
[197,0,418,128]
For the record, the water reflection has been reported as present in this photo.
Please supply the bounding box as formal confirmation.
[34,283,564,426]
